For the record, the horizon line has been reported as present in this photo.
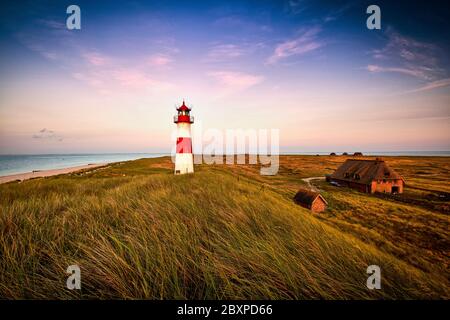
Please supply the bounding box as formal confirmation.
[1,150,449,156]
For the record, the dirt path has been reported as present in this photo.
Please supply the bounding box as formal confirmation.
[301,176,325,192]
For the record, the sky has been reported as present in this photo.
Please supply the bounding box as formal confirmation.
[0,0,449,154]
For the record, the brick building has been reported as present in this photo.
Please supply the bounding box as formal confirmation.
[329,158,404,194]
[294,189,328,212]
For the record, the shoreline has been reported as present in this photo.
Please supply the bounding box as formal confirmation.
[0,163,109,184]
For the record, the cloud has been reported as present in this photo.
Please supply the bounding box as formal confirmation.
[74,50,175,93]
[73,68,174,94]
[152,37,180,54]
[15,32,60,61]
[206,44,245,61]
[267,26,323,64]
[17,19,73,55]
[32,128,63,141]
[72,72,106,88]
[286,0,309,15]
[208,71,263,90]
[147,54,172,66]
[82,52,110,66]
[73,50,175,92]
[213,15,271,33]
[112,69,154,88]
[366,65,429,79]
[367,29,449,95]
[405,78,450,94]
[214,16,243,27]
[322,2,354,23]
[368,29,445,81]
[36,19,66,30]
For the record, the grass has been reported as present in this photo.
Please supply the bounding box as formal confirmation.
[208,155,450,274]
[0,156,449,299]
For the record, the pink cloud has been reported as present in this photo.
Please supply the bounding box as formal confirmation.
[368,29,442,81]
[112,69,153,88]
[206,44,245,61]
[367,64,428,79]
[208,71,263,90]
[406,78,450,94]
[147,54,172,66]
[72,72,105,88]
[267,27,323,64]
[82,52,109,66]
[73,68,174,94]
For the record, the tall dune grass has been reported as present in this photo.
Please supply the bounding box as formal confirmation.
[0,158,448,299]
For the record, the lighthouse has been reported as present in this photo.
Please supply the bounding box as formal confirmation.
[174,100,194,174]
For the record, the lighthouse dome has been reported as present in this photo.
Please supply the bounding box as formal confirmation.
[177,100,191,111]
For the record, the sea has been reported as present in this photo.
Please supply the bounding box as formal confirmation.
[0,153,168,176]
[0,151,448,177]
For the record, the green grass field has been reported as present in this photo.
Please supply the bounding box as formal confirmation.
[0,156,449,299]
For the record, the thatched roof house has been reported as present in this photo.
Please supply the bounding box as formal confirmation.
[294,189,327,212]
[330,158,404,194]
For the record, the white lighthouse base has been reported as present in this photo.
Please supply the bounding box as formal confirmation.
[174,153,194,175]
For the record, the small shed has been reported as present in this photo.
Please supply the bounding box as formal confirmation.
[294,189,328,213]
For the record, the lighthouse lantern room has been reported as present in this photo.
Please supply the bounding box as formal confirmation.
[174,100,194,174]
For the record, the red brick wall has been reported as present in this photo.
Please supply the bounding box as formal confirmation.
[374,179,404,194]
[333,178,403,194]
[311,198,326,212]
[370,181,377,193]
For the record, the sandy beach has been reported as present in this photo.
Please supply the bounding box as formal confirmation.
[0,163,109,184]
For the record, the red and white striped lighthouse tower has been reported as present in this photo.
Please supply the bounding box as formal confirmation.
[174,100,194,174]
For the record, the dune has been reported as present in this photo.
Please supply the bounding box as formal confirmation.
[0,156,448,299]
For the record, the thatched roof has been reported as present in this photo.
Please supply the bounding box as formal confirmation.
[294,189,327,206]
[330,159,403,185]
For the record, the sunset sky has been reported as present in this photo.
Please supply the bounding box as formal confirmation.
[0,0,449,154]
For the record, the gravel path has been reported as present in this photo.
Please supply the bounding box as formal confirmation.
[301,176,325,192]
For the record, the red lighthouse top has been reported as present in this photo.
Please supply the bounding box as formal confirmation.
[174,100,194,124]
[177,100,191,112]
